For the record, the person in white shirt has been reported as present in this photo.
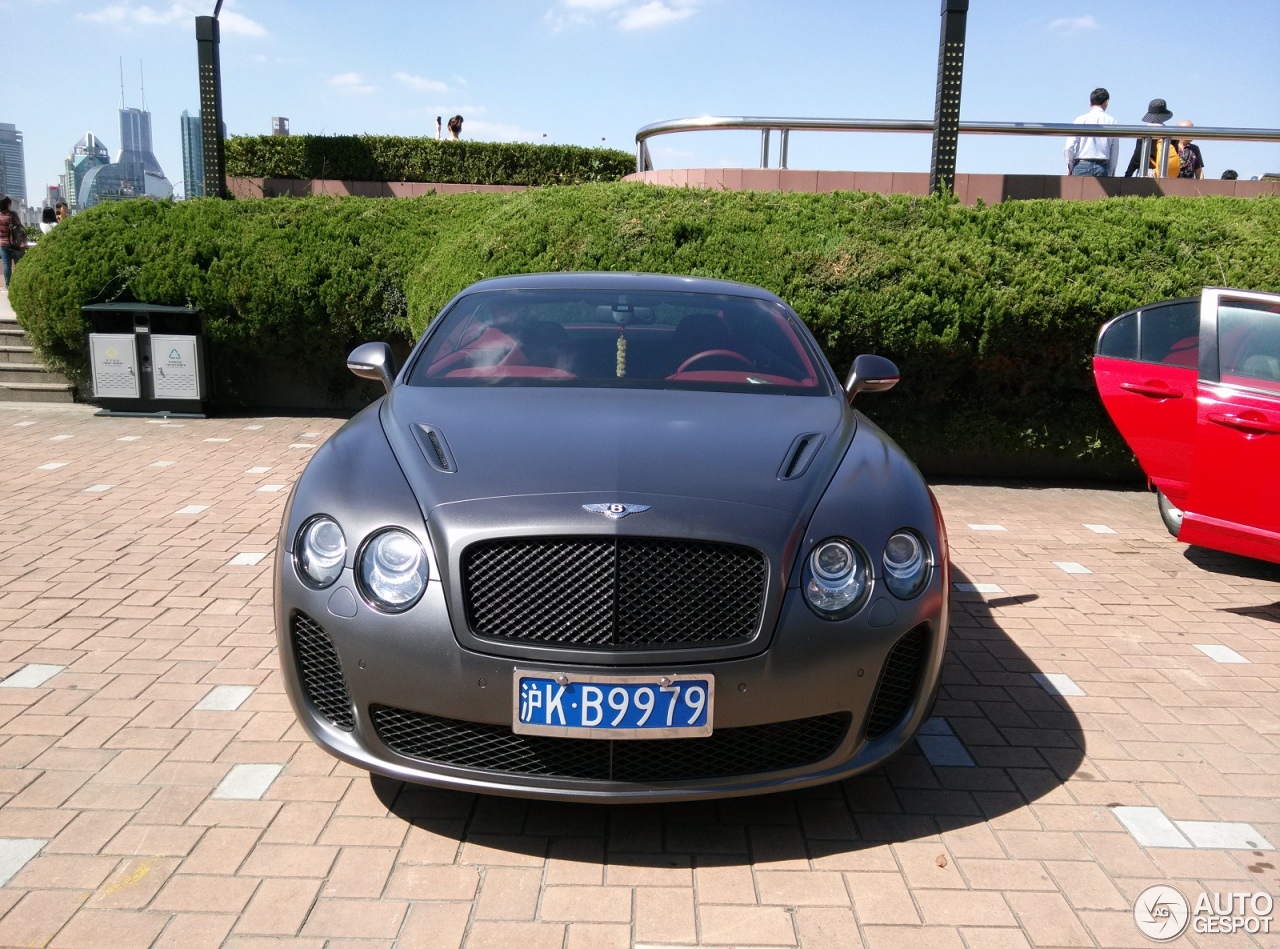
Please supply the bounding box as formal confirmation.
[1064,88,1119,177]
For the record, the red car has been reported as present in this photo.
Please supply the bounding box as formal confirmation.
[1094,287,1280,564]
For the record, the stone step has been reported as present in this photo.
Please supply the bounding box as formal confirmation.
[0,345,38,365]
[0,364,72,386]
[0,382,75,404]
[0,324,25,339]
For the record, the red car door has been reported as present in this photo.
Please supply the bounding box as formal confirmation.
[1093,299,1200,506]
[1181,289,1280,563]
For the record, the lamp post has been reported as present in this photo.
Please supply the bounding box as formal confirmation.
[929,0,969,196]
[195,1,227,198]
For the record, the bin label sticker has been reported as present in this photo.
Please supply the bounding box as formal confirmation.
[90,334,139,399]
[151,335,201,400]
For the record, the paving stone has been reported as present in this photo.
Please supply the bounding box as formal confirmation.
[0,837,45,885]
[211,763,283,800]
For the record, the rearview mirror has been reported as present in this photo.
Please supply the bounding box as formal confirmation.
[347,342,396,393]
[844,354,900,401]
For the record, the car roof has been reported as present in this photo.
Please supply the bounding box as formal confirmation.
[460,271,784,303]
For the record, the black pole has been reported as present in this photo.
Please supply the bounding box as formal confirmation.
[929,0,969,195]
[196,15,226,198]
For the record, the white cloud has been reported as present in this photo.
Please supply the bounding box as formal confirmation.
[329,72,377,95]
[395,72,449,93]
[619,1,696,29]
[80,1,267,37]
[547,0,698,32]
[1047,15,1099,34]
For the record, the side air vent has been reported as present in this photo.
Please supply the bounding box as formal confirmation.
[865,624,930,740]
[778,433,826,480]
[290,612,355,731]
[412,424,456,473]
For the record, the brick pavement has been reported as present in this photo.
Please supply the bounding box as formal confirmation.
[0,400,1276,948]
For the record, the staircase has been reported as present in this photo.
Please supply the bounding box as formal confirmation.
[0,291,76,403]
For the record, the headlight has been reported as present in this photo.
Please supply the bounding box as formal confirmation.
[296,517,346,588]
[358,529,428,612]
[804,538,869,617]
[882,530,931,599]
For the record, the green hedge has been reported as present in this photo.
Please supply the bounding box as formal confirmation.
[225,134,636,186]
[11,187,1280,475]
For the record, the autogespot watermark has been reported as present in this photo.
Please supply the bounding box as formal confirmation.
[1134,885,1275,940]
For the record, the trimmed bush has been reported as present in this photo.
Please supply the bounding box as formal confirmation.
[225,134,636,186]
[11,186,1280,474]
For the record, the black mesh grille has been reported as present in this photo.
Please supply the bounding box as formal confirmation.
[371,705,849,782]
[463,537,766,649]
[865,624,930,739]
[291,613,354,731]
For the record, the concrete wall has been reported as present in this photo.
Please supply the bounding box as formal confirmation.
[623,169,1280,204]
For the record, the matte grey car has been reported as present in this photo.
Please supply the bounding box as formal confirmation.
[275,272,949,802]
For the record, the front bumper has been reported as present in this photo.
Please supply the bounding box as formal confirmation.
[275,562,947,803]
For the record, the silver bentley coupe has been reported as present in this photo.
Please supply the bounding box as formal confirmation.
[275,272,949,802]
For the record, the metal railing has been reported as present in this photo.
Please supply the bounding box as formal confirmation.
[635,116,1280,177]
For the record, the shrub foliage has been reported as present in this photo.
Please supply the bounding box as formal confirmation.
[11,187,1280,473]
[225,134,636,186]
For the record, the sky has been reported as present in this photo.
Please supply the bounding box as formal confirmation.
[3,0,1279,202]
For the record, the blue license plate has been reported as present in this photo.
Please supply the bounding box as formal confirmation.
[512,673,715,739]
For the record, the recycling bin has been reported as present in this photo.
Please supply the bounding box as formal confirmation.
[83,303,210,416]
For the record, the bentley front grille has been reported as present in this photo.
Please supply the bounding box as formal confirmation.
[864,624,930,739]
[371,705,850,782]
[291,612,354,731]
[462,537,766,649]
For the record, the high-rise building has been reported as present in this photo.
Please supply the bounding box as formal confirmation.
[116,107,165,177]
[63,132,110,209]
[181,111,205,198]
[272,116,290,137]
[0,123,27,204]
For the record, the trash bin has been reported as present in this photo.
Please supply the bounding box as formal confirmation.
[83,303,210,417]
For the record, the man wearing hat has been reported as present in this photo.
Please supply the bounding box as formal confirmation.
[1064,87,1119,177]
[1124,98,1174,177]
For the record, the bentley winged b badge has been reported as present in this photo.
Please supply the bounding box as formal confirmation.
[583,503,651,520]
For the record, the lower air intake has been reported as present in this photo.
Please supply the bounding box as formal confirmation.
[864,624,930,740]
[291,612,354,731]
[370,706,850,782]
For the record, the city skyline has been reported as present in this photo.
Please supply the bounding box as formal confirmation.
[3,1,1279,200]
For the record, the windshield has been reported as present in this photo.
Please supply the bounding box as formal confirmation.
[406,289,829,395]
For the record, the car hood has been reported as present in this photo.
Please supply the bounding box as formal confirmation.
[381,384,850,518]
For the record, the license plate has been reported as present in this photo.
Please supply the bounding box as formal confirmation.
[512,672,714,739]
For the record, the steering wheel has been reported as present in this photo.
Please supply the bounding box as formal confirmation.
[677,349,755,374]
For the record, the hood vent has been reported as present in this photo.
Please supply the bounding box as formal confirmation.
[412,424,457,473]
[778,433,825,481]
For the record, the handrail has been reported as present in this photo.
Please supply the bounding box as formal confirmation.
[635,115,1280,174]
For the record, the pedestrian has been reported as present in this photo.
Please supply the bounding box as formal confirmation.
[1221,169,1239,180]
[55,201,69,222]
[1173,120,1205,178]
[447,114,463,140]
[39,207,57,233]
[0,196,26,289]
[436,116,443,141]
[1064,87,1119,177]
[1124,98,1174,177]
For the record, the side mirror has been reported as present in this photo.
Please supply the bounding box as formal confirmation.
[347,342,396,393]
[844,354,900,401]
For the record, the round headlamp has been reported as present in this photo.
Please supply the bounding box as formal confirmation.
[882,530,931,599]
[804,538,869,617]
[296,516,346,588]
[358,529,429,612]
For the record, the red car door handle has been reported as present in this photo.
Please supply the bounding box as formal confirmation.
[1207,412,1280,435]
[1120,381,1183,399]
